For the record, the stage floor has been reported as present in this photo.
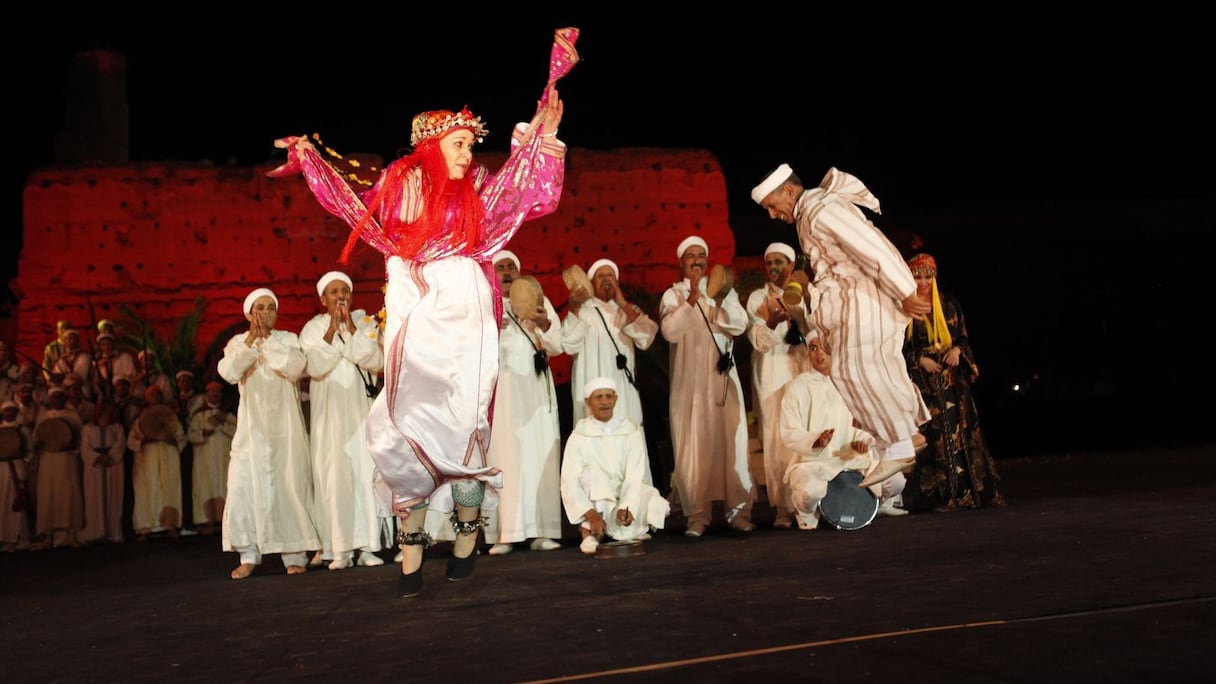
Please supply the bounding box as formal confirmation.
[3,445,1214,683]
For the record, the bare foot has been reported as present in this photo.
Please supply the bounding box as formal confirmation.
[285,565,306,575]
[230,563,256,580]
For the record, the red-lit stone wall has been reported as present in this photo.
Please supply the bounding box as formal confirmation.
[17,147,734,385]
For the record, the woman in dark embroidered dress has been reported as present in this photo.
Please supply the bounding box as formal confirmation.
[901,253,1006,512]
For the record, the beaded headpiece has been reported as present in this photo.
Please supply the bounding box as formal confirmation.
[905,253,951,350]
[409,107,488,147]
[907,253,937,276]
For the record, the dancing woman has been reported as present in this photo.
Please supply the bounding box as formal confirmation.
[270,28,579,596]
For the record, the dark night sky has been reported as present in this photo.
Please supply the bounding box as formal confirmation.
[13,12,1213,219]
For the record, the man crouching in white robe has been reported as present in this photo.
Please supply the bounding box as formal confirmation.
[780,330,882,530]
[561,377,669,556]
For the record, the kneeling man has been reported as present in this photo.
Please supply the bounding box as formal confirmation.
[561,378,669,555]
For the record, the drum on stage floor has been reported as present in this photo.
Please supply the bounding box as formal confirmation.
[820,469,878,530]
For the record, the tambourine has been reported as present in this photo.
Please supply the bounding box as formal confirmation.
[706,264,734,300]
[508,276,544,316]
[821,469,878,530]
[34,416,76,451]
[594,539,645,559]
[782,282,804,308]
[562,265,593,303]
[138,404,180,443]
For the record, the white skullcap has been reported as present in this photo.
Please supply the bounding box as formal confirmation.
[175,370,194,380]
[587,258,619,280]
[491,250,520,269]
[137,349,155,360]
[62,329,80,338]
[583,377,618,399]
[316,270,353,297]
[48,386,66,396]
[765,242,796,262]
[676,235,708,259]
[751,163,794,204]
[1,401,16,411]
[243,288,278,315]
[96,332,114,343]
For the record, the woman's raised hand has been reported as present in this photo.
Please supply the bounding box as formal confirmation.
[540,85,563,133]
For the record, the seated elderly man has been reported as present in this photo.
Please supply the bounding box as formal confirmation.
[561,377,669,556]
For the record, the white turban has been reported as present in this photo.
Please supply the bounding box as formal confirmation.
[676,235,708,259]
[243,288,278,315]
[765,242,796,262]
[751,163,794,204]
[491,250,520,269]
[587,258,619,280]
[316,270,353,297]
[583,377,618,399]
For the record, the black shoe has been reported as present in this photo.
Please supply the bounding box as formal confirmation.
[446,549,479,582]
[398,553,425,598]
[398,567,424,597]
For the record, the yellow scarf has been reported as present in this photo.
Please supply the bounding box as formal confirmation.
[907,277,952,351]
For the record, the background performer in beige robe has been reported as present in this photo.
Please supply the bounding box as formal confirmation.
[187,381,236,536]
[480,251,565,556]
[745,242,811,529]
[659,235,755,538]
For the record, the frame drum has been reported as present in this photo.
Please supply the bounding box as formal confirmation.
[34,416,75,451]
[0,426,22,461]
[706,265,734,299]
[508,276,544,317]
[139,404,180,443]
[594,539,645,559]
[819,469,878,530]
[562,265,593,303]
[782,282,804,307]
